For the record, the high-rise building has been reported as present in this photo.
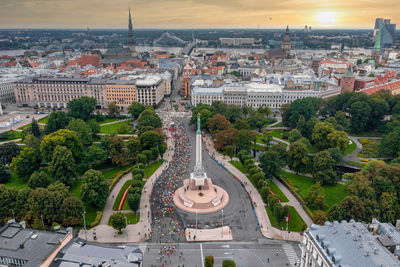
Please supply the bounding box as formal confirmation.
[374,18,396,48]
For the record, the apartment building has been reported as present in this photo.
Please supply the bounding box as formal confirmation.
[105,80,136,110]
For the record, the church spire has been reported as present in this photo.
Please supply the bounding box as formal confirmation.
[128,8,134,46]
[128,8,133,30]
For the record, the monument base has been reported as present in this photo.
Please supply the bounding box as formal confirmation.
[173,178,229,214]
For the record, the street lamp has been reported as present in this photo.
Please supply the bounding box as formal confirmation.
[82,211,87,241]
[195,210,198,237]
[125,216,128,242]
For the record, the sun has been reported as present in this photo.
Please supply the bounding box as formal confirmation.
[315,12,338,27]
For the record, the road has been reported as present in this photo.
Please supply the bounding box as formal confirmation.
[143,241,301,267]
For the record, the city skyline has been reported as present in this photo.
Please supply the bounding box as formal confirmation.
[0,0,398,29]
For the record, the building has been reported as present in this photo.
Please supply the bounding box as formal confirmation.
[301,220,400,267]
[281,25,291,56]
[50,238,142,267]
[0,78,16,103]
[135,75,165,107]
[374,18,396,48]
[79,54,101,67]
[180,76,191,97]
[105,80,136,110]
[219,38,255,46]
[0,222,72,267]
[191,82,340,112]
[369,218,400,258]
[339,66,355,93]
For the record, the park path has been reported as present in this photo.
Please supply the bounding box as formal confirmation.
[202,134,304,242]
[79,115,175,243]
[98,118,132,126]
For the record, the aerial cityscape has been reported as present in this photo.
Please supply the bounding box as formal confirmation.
[0,0,399,266]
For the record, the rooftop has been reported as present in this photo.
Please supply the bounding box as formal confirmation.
[307,220,399,267]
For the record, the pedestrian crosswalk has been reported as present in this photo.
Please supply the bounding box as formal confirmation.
[282,243,300,266]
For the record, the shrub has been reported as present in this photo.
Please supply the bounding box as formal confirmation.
[127,193,140,211]
[134,163,145,169]
[132,173,143,181]
[131,179,142,188]
[222,259,236,267]
[132,168,144,177]
[205,256,214,267]
[90,211,103,228]
[249,167,260,176]
[0,164,10,183]
[128,186,141,195]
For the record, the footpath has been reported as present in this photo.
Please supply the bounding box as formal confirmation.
[78,116,175,243]
[202,134,306,242]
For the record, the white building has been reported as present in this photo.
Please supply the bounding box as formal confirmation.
[219,38,255,46]
[191,82,340,112]
[0,78,16,103]
[135,75,165,107]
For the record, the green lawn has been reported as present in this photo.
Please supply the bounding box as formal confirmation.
[108,211,140,225]
[269,129,284,139]
[144,160,162,178]
[18,123,31,130]
[38,116,48,124]
[344,139,357,156]
[272,122,284,128]
[266,206,306,232]
[84,204,98,227]
[348,161,367,168]
[99,120,134,134]
[102,163,135,179]
[4,172,27,190]
[269,181,289,202]
[113,180,131,210]
[0,130,22,141]
[70,178,83,198]
[229,160,248,174]
[280,171,347,210]
[89,118,121,125]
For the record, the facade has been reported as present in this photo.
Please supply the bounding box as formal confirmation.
[339,66,355,93]
[282,25,291,56]
[301,220,400,267]
[180,76,191,97]
[191,82,340,111]
[0,78,16,103]
[219,38,255,46]
[105,80,136,110]
[0,222,72,267]
[135,76,164,107]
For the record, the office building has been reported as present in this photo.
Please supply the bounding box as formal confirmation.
[135,75,165,107]
[105,80,136,110]
[300,220,400,267]
[374,18,396,48]
[0,222,72,267]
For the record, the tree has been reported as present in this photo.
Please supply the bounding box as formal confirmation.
[40,129,82,162]
[261,131,273,148]
[260,186,270,203]
[207,114,230,134]
[215,128,238,151]
[127,193,141,211]
[236,129,254,151]
[137,154,147,165]
[108,136,128,166]
[0,184,16,221]
[273,202,284,221]
[226,145,235,159]
[31,118,41,137]
[312,150,338,185]
[49,146,77,186]
[305,182,325,210]
[378,129,400,158]
[138,109,162,129]
[45,111,70,134]
[127,136,141,159]
[288,129,302,143]
[23,134,40,150]
[312,210,327,225]
[222,259,236,267]
[259,145,286,179]
[257,106,271,116]
[67,118,93,145]
[107,101,120,117]
[60,196,84,226]
[205,255,214,267]
[282,97,322,128]
[67,96,97,121]
[0,164,10,183]
[234,118,250,130]
[327,130,348,152]
[334,111,350,132]
[150,147,159,161]
[0,142,21,165]
[82,144,107,169]
[287,141,309,174]
[312,122,335,150]
[28,171,50,189]
[10,147,39,181]
[248,114,269,131]
[143,150,153,164]
[349,101,371,133]
[139,130,163,150]
[327,203,346,221]
[109,212,126,233]
[128,102,145,119]
[81,169,109,208]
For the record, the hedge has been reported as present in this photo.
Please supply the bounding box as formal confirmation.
[90,211,103,228]
[108,166,134,191]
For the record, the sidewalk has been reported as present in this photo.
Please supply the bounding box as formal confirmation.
[203,134,304,242]
[78,116,176,243]
[185,226,233,242]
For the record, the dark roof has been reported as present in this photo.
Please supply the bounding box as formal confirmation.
[0,223,70,267]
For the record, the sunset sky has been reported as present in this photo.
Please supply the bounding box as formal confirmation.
[0,0,398,29]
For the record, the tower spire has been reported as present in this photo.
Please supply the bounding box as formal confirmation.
[128,8,133,30]
[194,113,205,178]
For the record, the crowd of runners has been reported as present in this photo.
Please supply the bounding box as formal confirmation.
[150,118,191,243]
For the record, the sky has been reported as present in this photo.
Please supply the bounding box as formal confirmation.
[0,0,398,29]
